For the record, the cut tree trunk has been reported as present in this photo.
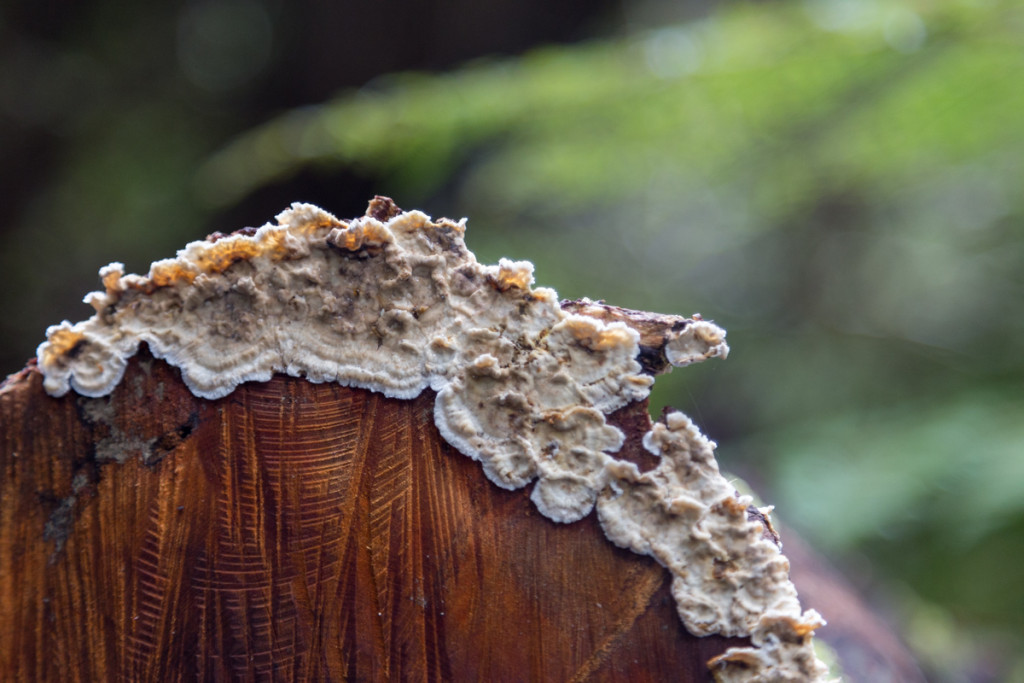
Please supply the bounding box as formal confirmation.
[0,194,928,681]
[0,349,743,682]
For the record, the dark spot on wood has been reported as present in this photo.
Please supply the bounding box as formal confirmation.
[747,505,782,549]
[145,411,200,466]
[366,195,402,222]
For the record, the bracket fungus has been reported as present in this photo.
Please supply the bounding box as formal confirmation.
[35,196,829,681]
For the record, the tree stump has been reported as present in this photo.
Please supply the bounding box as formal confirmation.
[0,350,740,681]
[1,197,926,681]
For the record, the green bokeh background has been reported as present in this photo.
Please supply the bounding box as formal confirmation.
[3,0,1022,679]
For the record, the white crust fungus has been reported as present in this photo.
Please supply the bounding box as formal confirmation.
[603,414,829,681]
[36,198,829,681]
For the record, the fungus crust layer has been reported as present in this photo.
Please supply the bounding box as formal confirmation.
[37,199,827,681]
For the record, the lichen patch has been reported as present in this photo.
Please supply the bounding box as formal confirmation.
[36,198,828,681]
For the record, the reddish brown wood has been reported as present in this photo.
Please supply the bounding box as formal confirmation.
[0,350,745,681]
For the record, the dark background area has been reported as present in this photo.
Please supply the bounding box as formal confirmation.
[3,1,1023,680]
[0,0,620,283]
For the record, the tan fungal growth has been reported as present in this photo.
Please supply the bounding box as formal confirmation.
[603,414,828,681]
[36,197,828,680]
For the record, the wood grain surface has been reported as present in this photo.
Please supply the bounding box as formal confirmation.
[0,349,744,682]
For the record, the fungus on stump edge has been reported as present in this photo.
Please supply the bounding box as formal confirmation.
[2,197,828,681]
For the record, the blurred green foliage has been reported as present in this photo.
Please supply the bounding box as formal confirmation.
[4,0,1023,678]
